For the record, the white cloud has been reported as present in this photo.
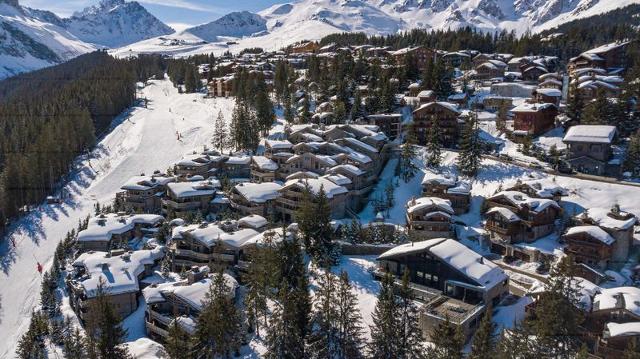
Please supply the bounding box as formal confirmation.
[136,0,223,12]
[166,22,194,32]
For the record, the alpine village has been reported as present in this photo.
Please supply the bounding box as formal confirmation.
[4,1,640,359]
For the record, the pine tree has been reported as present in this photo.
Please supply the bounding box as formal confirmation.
[165,319,192,359]
[396,270,425,359]
[184,66,197,93]
[351,90,364,120]
[425,116,442,168]
[525,255,583,357]
[581,89,611,125]
[212,110,229,151]
[470,309,496,359]
[496,103,509,134]
[266,283,305,359]
[307,272,340,358]
[457,111,482,177]
[566,77,584,123]
[369,272,399,358]
[625,131,640,177]
[85,279,131,359]
[335,271,365,358]
[195,271,242,358]
[297,186,335,267]
[245,231,280,337]
[426,315,464,359]
[16,311,48,359]
[299,96,312,124]
[496,324,537,359]
[623,340,640,359]
[63,325,87,359]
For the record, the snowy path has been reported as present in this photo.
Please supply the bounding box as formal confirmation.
[0,79,234,358]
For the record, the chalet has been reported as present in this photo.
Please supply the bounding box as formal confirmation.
[412,102,461,147]
[572,74,623,101]
[208,76,234,97]
[77,213,164,252]
[377,239,509,340]
[264,139,293,158]
[326,164,371,210]
[568,41,630,75]
[406,197,455,240]
[280,152,338,177]
[563,125,617,176]
[291,41,319,54]
[591,287,640,357]
[143,268,238,342]
[363,114,402,140]
[421,171,471,214]
[119,174,174,213]
[250,156,278,183]
[418,90,436,104]
[511,102,557,137]
[533,88,562,106]
[67,247,165,322]
[562,225,615,270]
[483,96,513,112]
[275,177,348,222]
[505,179,567,202]
[473,60,507,80]
[575,206,637,268]
[390,46,437,71]
[443,51,471,68]
[169,221,260,271]
[220,155,251,179]
[484,191,562,261]
[162,180,218,218]
[229,182,282,217]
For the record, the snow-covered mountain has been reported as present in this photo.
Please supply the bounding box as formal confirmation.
[184,11,268,42]
[111,0,639,60]
[0,0,95,79]
[64,0,174,48]
[0,0,173,79]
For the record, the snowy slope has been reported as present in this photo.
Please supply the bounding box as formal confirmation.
[0,78,234,358]
[64,0,174,48]
[111,0,638,60]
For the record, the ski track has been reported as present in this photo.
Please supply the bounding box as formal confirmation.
[0,78,234,358]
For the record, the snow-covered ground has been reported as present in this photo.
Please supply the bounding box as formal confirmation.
[0,78,234,358]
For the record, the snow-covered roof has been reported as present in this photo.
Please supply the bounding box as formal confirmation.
[251,156,278,171]
[265,139,293,150]
[242,228,288,248]
[144,273,238,311]
[487,207,521,222]
[121,175,174,191]
[535,88,562,97]
[414,101,461,115]
[528,276,600,310]
[78,214,163,243]
[421,171,457,187]
[606,322,640,338]
[447,181,471,195]
[584,41,630,55]
[234,182,282,203]
[563,125,616,144]
[328,164,365,176]
[565,225,615,245]
[341,137,378,154]
[511,102,555,113]
[167,181,217,198]
[322,173,352,186]
[594,287,640,316]
[238,214,268,229]
[490,191,560,214]
[73,247,165,298]
[282,177,348,199]
[226,155,251,165]
[378,238,508,290]
[407,197,454,215]
[172,223,260,249]
[580,207,637,231]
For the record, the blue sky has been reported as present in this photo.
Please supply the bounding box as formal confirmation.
[21,0,289,30]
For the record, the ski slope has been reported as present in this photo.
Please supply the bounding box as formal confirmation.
[0,78,234,358]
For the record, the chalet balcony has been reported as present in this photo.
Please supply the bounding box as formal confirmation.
[162,199,201,210]
[173,248,235,262]
[146,321,169,338]
[484,221,516,236]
